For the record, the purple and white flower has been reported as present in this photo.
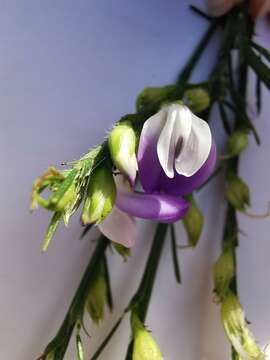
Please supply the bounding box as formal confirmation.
[99,104,216,247]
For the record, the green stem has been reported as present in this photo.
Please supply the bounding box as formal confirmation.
[40,236,109,360]
[125,223,168,360]
[90,223,168,360]
[130,223,168,320]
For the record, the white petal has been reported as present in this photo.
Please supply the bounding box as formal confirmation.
[98,206,136,248]
[139,110,167,148]
[175,112,212,177]
[157,104,192,178]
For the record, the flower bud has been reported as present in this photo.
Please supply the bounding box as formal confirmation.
[226,173,250,212]
[108,121,138,184]
[226,131,249,158]
[136,85,179,112]
[213,248,234,302]
[182,196,203,247]
[221,291,263,359]
[82,164,116,224]
[131,312,163,360]
[184,88,210,113]
[86,260,106,324]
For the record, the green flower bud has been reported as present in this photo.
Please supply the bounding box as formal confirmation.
[182,196,203,247]
[226,173,250,212]
[136,85,180,112]
[213,249,234,302]
[184,87,210,113]
[226,131,249,158]
[221,291,263,359]
[131,312,163,360]
[108,121,138,184]
[82,164,116,224]
[86,260,107,324]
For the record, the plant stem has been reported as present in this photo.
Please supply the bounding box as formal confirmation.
[124,223,168,359]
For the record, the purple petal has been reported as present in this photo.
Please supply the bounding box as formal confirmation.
[137,112,165,192]
[116,191,189,223]
[159,142,217,196]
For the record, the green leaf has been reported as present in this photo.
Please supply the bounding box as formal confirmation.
[182,196,203,247]
[48,169,77,211]
[170,224,181,284]
[244,44,270,90]
[31,167,65,210]
[42,212,62,252]
[177,21,218,85]
[250,40,270,63]
[256,73,262,114]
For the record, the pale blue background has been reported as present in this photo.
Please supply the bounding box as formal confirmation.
[0,1,269,359]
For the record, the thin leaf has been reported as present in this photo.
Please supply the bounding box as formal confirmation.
[90,316,124,360]
[250,40,270,62]
[177,21,218,85]
[80,224,94,239]
[244,44,270,90]
[49,169,77,210]
[42,212,62,252]
[256,73,262,114]
[190,5,213,22]
[170,224,181,284]
[224,99,261,145]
